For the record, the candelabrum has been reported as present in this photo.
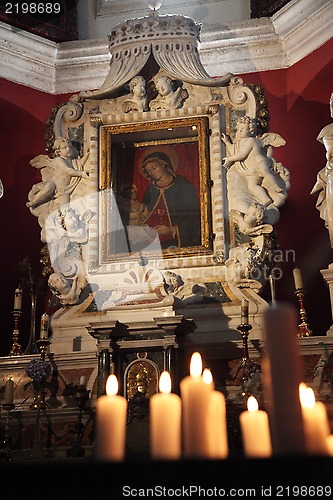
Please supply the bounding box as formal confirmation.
[236,322,253,367]
[67,384,90,458]
[9,309,23,356]
[0,403,15,461]
[295,288,312,337]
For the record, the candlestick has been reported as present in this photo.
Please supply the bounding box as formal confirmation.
[262,303,306,455]
[294,288,312,337]
[180,352,211,458]
[239,396,272,458]
[13,286,23,310]
[150,371,181,460]
[24,292,39,355]
[95,374,127,461]
[37,337,51,361]
[236,322,252,367]
[67,382,90,458]
[299,383,330,455]
[8,309,23,356]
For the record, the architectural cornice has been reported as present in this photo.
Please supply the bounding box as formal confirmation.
[0,0,332,95]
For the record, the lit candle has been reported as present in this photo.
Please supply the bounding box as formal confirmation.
[262,303,306,455]
[40,313,49,339]
[326,435,333,455]
[299,383,330,455]
[80,376,87,387]
[150,371,182,460]
[239,396,272,458]
[293,267,303,290]
[95,374,127,461]
[14,286,23,310]
[241,299,249,324]
[180,352,211,458]
[204,370,228,459]
[5,379,14,405]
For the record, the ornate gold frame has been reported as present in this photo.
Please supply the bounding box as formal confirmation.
[99,116,212,262]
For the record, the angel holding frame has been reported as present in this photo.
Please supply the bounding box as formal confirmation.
[222,116,287,207]
[27,137,90,210]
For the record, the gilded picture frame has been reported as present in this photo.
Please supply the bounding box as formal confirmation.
[99,116,212,262]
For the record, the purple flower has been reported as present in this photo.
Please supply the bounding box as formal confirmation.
[25,359,51,382]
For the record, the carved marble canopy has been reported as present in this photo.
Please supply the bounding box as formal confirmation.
[80,12,233,99]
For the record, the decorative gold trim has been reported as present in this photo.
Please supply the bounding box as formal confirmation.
[98,116,212,263]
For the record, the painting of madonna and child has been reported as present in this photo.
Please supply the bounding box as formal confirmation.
[106,121,211,258]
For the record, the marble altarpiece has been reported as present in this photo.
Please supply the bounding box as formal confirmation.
[2,8,332,460]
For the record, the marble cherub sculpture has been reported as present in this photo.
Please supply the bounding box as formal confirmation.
[222,115,286,207]
[27,137,90,211]
[149,74,188,111]
[123,75,149,113]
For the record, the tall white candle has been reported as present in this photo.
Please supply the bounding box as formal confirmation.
[95,374,127,461]
[150,371,182,460]
[180,352,211,458]
[4,379,14,405]
[293,267,303,290]
[80,376,87,387]
[326,435,333,455]
[241,299,249,324]
[240,396,272,458]
[262,303,306,455]
[203,368,228,458]
[299,383,330,455]
[14,287,23,310]
[40,313,49,339]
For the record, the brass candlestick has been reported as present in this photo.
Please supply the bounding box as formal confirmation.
[237,322,253,367]
[295,288,312,337]
[37,338,51,361]
[9,310,23,356]
[67,384,90,458]
[0,403,15,461]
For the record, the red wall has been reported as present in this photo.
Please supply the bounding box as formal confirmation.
[0,84,70,355]
[0,37,332,354]
[240,38,333,335]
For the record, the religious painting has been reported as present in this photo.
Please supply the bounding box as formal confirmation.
[99,117,212,262]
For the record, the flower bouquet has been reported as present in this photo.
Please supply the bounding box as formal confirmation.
[24,358,52,409]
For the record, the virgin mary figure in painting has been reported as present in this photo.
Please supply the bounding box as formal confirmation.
[139,146,201,250]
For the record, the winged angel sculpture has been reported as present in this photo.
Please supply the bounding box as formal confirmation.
[223,115,290,290]
[222,115,290,234]
[27,137,91,305]
[27,137,89,211]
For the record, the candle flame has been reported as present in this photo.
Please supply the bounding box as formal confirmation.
[299,382,315,409]
[106,374,118,396]
[203,368,213,385]
[247,396,259,412]
[159,371,171,394]
[190,352,202,377]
